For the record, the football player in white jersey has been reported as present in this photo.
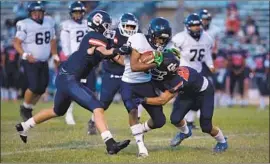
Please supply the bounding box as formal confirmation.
[60,1,90,125]
[13,1,59,122]
[166,13,215,129]
[121,17,171,157]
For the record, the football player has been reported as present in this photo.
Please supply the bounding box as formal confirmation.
[226,43,249,107]
[213,46,229,107]
[166,13,215,129]
[136,51,228,152]
[2,42,20,101]
[251,46,269,110]
[88,13,140,135]
[13,1,60,121]
[60,1,97,125]
[121,17,171,157]
[15,10,130,155]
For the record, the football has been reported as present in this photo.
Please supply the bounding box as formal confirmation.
[139,51,155,64]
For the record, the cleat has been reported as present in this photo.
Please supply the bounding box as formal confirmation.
[213,137,228,152]
[20,105,32,122]
[87,120,97,135]
[107,140,130,155]
[65,114,76,125]
[137,152,149,158]
[15,123,27,143]
[137,146,149,158]
[170,126,192,147]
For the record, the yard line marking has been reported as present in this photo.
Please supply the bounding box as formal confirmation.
[2,133,268,156]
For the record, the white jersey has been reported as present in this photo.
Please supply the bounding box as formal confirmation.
[15,16,56,61]
[60,19,88,56]
[166,30,214,73]
[205,24,221,40]
[122,33,153,83]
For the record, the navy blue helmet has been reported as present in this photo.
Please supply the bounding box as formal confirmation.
[69,1,86,24]
[184,13,202,40]
[147,17,172,50]
[118,13,139,37]
[151,51,179,81]
[199,9,212,30]
[87,10,115,39]
[28,1,45,24]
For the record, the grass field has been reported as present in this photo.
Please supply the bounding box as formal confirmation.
[1,101,269,163]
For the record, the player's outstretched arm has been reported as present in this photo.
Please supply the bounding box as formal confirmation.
[130,49,156,72]
[138,90,175,105]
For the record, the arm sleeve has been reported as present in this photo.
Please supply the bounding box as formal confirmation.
[204,38,214,69]
[77,33,108,56]
[60,22,71,57]
[15,21,27,41]
[49,16,56,40]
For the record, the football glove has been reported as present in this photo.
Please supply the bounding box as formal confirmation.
[152,51,163,67]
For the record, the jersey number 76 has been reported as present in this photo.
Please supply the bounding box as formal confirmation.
[190,48,205,61]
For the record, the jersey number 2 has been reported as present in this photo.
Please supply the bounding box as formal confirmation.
[190,49,205,61]
[76,30,87,42]
[35,31,50,45]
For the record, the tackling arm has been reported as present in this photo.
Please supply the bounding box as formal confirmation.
[144,90,175,105]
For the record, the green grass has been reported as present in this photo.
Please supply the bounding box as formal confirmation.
[1,101,269,163]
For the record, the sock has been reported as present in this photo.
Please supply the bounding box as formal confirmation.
[259,97,265,109]
[91,114,95,122]
[130,124,145,150]
[66,103,74,114]
[185,110,196,122]
[142,121,152,133]
[196,110,200,118]
[23,102,33,109]
[138,104,144,118]
[101,130,113,143]
[10,88,17,100]
[22,117,36,131]
[215,92,221,107]
[177,121,189,134]
[1,88,8,100]
[213,128,226,143]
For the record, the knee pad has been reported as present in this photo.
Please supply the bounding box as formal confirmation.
[200,117,213,134]
[152,113,166,129]
[123,99,136,112]
[101,101,111,111]
[170,114,181,126]
[53,107,66,116]
[29,86,46,95]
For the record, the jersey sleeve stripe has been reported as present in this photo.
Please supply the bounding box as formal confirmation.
[89,39,107,47]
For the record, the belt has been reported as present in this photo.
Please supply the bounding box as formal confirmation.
[200,76,209,92]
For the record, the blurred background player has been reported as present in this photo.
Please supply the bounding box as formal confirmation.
[1,42,20,102]
[166,13,215,129]
[88,13,139,135]
[13,1,60,121]
[60,1,97,126]
[226,43,249,107]
[15,10,131,155]
[251,46,269,110]
[121,17,171,157]
[213,45,229,107]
